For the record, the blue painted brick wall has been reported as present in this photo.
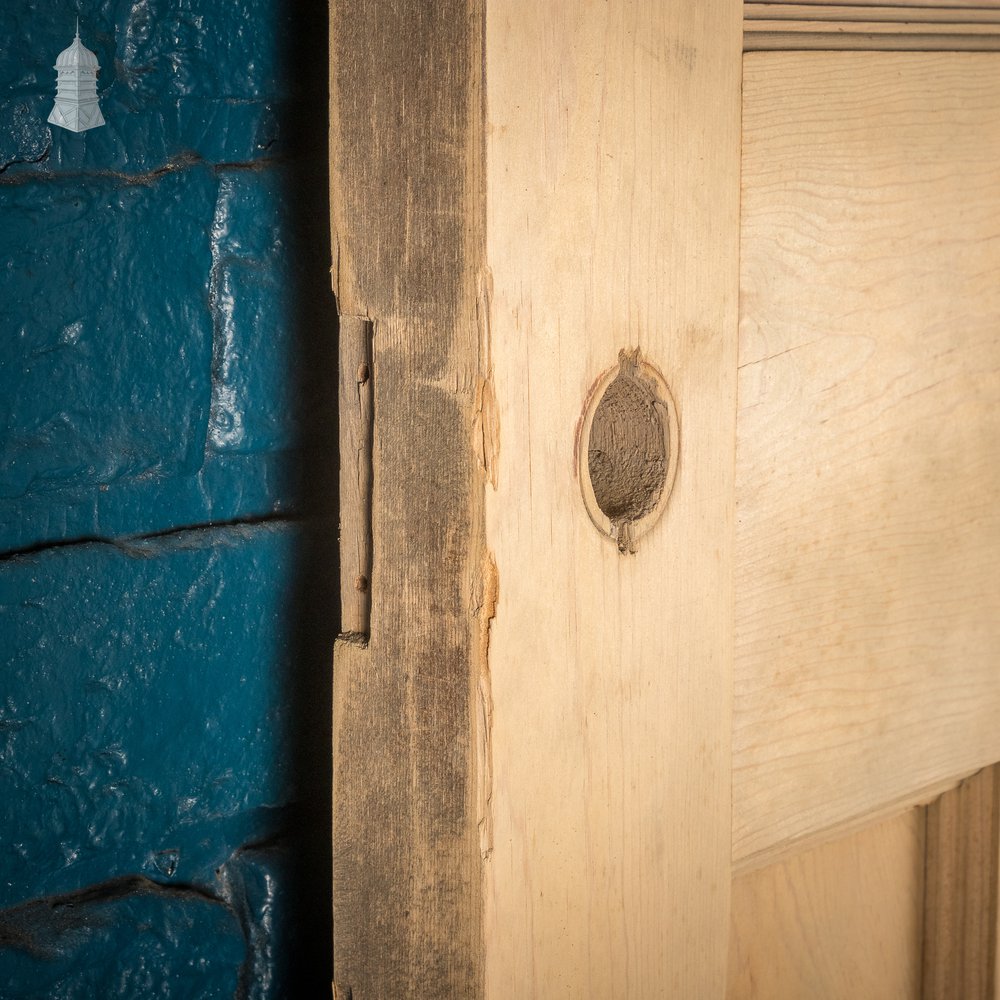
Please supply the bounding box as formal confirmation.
[1,1,337,996]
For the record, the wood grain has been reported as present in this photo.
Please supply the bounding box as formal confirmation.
[735,53,1000,869]
[727,809,925,1000]
[923,765,1000,1000]
[482,2,742,996]
[329,2,487,997]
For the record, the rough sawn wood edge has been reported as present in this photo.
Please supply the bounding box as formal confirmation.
[328,2,488,998]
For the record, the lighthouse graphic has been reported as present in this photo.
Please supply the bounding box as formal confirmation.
[49,21,105,133]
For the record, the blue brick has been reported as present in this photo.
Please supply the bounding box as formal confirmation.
[0,523,301,907]
[0,170,216,516]
[0,159,335,553]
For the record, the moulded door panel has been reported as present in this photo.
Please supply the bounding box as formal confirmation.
[735,51,1000,868]
[729,50,1000,997]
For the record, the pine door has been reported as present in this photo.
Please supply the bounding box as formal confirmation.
[330,3,1000,997]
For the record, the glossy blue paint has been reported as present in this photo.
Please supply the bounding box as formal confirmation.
[0,0,335,555]
[208,168,311,458]
[0,0,336,994]
[0,525,297,905]
[1,170,217,511]
[0,162,325,553]
[0,522,332,996]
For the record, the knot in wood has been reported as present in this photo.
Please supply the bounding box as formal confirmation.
[579,347,678,553]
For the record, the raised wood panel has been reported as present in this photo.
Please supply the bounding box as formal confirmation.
[735,52,1000,868]
[727,809,925,1000]
[482,2,742,996]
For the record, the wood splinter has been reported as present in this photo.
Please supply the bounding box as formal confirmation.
[338,316,373,640]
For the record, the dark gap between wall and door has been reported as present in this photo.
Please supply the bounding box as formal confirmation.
[277,0,340,994]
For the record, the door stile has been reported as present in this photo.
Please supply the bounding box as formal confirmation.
[482,2,744,996]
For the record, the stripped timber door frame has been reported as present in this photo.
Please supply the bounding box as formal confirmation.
[481,2,742,997]
[329,3,487,998]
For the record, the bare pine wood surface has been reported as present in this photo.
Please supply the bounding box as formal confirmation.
[482,2,742,996]
[735,52,1000,871]
[329,2,487,997]
[727,808,925,999]
[923,765,1000,1000]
